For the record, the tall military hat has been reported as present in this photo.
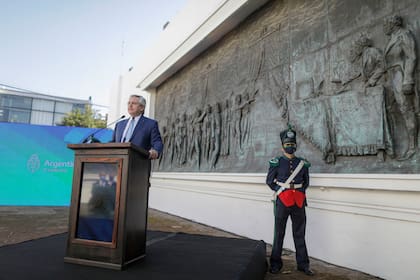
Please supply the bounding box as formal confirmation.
[280,124,297,144]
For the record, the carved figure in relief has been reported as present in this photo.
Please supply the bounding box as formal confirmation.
[203,104,212,162]
[383,15,418,160]
[191,108,206,168]
[232,93,256,154]
[350,34,385,88]
[168,122,176,165]
[173,116,181,164]
[178,113,188,165]
[159,125,168,168]
[187,113,194,164]
[221,99,231,156]
[333,34,385,94]
[210,103,222,168]
[232,94,244,153]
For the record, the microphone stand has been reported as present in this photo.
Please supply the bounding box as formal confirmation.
[82,115,126,143]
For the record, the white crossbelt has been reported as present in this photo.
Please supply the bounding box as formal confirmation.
[274,160,305,197]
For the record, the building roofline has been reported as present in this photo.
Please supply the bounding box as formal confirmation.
[0,83,90,104]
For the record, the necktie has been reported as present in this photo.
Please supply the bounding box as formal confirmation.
[124,118,135,142]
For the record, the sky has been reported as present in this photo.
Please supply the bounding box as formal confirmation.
[0,0,187,110]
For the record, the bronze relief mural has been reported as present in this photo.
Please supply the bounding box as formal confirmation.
[154,0,420,173]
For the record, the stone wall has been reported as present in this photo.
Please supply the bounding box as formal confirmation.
[154,0,420,173]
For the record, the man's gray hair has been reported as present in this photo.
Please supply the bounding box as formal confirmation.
[130,94,146,107]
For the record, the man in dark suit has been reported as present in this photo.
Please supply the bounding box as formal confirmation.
[111,94,163,159]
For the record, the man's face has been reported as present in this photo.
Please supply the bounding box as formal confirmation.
[127,97,144,117]
[282,142,297,155]
[383,19,396,36]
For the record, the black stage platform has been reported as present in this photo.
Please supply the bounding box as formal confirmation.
[0,231,267,280]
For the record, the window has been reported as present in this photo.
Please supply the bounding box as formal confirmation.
[0,108,8,122]
[8,109,30,123]
[32,99,54,111]
[73,104,86,112]
[0,94,32,109]
[31,111,54,125]
[55,102,73,113]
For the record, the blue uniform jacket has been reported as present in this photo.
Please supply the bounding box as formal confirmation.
[266,156,309,194]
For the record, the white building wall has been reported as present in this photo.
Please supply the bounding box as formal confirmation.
[149,173,420,280]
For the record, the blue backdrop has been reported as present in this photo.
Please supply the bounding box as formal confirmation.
[0,122,113,206]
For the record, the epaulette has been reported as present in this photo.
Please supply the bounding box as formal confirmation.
[298,157,311,168]
[269,157,280,167]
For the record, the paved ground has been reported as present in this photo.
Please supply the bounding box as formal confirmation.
[0,206,382,279]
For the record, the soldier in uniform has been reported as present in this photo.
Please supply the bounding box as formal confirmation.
[266,125,314,276]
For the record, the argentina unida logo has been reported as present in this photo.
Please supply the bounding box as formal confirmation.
[27,154,41,173]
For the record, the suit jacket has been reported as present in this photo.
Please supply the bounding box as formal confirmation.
[111,115,163,156]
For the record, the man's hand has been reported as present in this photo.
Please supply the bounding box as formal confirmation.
[149,148,158,160]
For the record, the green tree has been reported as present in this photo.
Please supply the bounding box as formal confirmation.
[60,105,107,128]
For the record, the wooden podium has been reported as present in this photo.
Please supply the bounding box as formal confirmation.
[64,143,151,270]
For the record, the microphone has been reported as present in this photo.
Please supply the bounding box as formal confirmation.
[82,115,126,143]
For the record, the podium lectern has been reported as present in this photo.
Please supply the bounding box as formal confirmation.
[64,143,150,270]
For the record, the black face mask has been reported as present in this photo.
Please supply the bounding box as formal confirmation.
[284,146,296,154]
